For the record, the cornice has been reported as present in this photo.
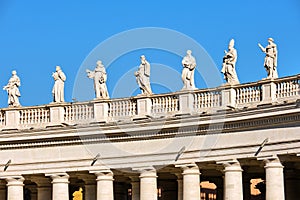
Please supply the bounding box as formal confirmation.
[0,102,298,150]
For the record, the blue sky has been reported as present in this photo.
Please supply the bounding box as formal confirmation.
[0,1,299,107]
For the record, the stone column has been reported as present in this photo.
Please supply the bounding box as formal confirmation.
[0,180,6,200]
[222,161,243,200]
[139,168,157,200]
[93,170,114,200]
[6,176,25,200]
[50,173,69,200]
[130,176,140,200]
[175,173,183,200]
[33,177,52,200]
[181,164,200,200]
[264,158,285,200]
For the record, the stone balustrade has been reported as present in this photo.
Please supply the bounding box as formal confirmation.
[0,74,299,130]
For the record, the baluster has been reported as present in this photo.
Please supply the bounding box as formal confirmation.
[166,96,171,112]
[237,89,241,104]
[156,98,159,113]
[120,101,123,116]
[193,94,198,109]
[126,101,130,116]
[202,93,206,107]
[26,110,29,124]
[111,103,114,117]
[117,101,120,117]
[200,93,204,108]
[40,109,43,123]
[242,88,246,103]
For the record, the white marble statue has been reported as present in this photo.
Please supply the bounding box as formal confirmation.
[86,60,109,99]
[52,66,66,103]
[134,55,152,95]
[181,50,196,90]
[258,38,278,79]
[3,70,21,107]
[221,39,240,85]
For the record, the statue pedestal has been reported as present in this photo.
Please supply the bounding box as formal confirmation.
[221,87,236,109]
[135,98,152,119]
[260,79,276,105]
[94,102,109,123]
[178,92,194,115]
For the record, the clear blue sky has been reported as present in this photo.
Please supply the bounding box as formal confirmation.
[0,1,299,107]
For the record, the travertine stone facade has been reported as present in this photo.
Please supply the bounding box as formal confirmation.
[0,74,299,199]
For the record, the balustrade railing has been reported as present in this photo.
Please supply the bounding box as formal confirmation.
[193,89,222,110]
[0,74,298,129]
[151,94,179,114]
[108,99,137,117]
[64,103,94,122]
[235,84,261,105]
[19,107,50,125]
[275,76,300,99]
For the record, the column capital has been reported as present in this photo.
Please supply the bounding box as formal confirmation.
[257,156,284,166]
[91,169,114,181]
[5,176,25,186]
[176,163,200,175]
[217,159,243,172]
[139,168,157,179]
[47,173,69,184]
[264,157,284,169]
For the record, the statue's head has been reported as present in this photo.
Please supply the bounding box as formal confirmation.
[268,37,274,43]
[96,60,103,66]
[140,55,146,62]
[56,66,61,71]
[186,50,192,55]
[12,70,17,75]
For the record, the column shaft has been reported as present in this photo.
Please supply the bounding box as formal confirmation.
[50,173,69,200]
[6,176,25,200]
[223,162,243,200]
[182,165,200,200]
[95,170,114,200]
[139,169,157,200]
[265,159,285,200]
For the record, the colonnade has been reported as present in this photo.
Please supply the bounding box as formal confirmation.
[0,158,289,200]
